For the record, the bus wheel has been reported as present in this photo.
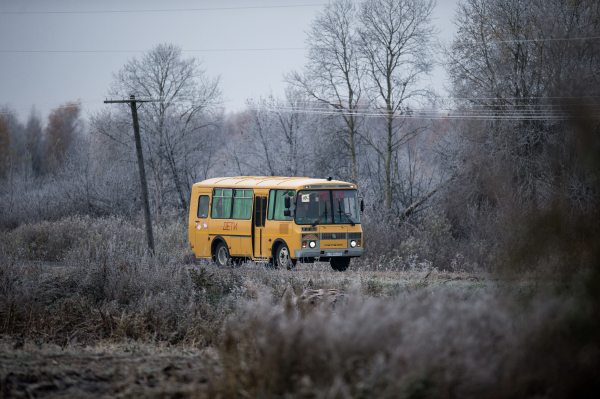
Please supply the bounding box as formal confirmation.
[215,241,231,267]
[275,243,297,270]
[330,257,350,272]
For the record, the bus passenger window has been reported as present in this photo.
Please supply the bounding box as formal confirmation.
[267,190,276,220]
[232,189,253,219]
[212,189,233,219]
[197,195,209,218]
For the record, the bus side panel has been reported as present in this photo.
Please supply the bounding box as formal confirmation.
[235,219,252,256]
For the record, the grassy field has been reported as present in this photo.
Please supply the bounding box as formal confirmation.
[0,264,493,398]
[1,217,599,398]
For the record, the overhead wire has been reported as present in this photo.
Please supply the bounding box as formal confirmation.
[245,106,574,120]
[0,48,306,54]
[0,3,331,15]
[3,95,592,120]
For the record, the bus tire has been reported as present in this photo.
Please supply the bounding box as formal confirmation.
[330,257,350,272]
[275,243,297,270]
[214,241,231,267]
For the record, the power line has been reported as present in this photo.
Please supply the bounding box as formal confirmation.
[453,36,600,45]
[0,3,330,15]
[0,48,306,54]
[247,106,573,120]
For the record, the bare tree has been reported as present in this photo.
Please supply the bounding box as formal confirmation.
[23,108,44,176]
[44,102,83,174]
[444,0,600,211]
[0,115,10,178]
[241,89,317,177]
[357,0,437,210]
[96,43,222,214]
[286,0,365,184]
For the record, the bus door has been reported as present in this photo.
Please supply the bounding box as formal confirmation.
[252,195,268,258]
[192,193,211,258]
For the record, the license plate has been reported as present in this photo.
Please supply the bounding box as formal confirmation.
[327,252,342,257]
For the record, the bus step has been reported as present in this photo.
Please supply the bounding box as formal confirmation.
[253,257,270,263]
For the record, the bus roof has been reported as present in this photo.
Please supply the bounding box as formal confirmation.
[193,176,357,190]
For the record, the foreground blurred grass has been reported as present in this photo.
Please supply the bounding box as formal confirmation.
[1,216,599,398]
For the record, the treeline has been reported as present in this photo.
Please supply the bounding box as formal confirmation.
[0,103,82,178]
[1,0,599,271]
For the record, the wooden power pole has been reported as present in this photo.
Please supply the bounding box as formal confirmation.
[104,95,161,255]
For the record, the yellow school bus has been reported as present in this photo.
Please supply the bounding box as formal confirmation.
[188,176,364,271]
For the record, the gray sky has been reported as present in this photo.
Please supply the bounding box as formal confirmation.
[0,0,457,122]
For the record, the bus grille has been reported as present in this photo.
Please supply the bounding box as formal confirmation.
[321,232,347,240]
[348,232,362,240]
[302,233,319,240]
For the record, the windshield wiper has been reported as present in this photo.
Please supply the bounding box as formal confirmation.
[311,209,329,227]
[337,199,355,226]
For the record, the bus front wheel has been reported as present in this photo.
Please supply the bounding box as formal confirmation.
[214,241,231,267]
[275,243,297,270]
[330,257,350,272]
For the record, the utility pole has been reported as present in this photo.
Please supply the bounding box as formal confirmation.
[104,95,161,255]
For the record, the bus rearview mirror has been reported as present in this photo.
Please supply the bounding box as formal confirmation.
[360,200,364,213]
[284,210,291,217]
[284,196,291,209]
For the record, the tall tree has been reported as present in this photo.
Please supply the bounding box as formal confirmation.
[240,89,315,177]
[444,0,600,209]
[357,0,437,210]
[24,108,44,176]
[286,0,365,184]
[44,102,82,173]
[0,115,11,178]
[98,43,222,213]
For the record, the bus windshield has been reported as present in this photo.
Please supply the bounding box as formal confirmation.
[295,190,360,225]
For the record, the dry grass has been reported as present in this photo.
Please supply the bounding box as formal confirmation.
[1,216,599,398]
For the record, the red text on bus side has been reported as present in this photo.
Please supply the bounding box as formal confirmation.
[333,191,347,199]
[223,222,238,231]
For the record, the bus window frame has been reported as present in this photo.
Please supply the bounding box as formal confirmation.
[211,188,233,219]
[232,189,253,220]
[197,195,210,219]
[267,189,295,221]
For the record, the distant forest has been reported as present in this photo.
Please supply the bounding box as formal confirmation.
[1,0,599,272]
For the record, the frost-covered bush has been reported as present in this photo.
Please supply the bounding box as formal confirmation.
[0,215,189,263]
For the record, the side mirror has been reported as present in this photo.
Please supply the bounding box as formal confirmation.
[360,199,364,213]
[284,210,291,217]
[284,196,291,209]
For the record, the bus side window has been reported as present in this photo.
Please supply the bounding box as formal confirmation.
[232,189,253,219]
[273,190,294,221]
[212,189,233,219]
[267,190,275,220]
[197,195,209,219]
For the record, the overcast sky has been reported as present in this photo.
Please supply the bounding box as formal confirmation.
[0,0,457,122]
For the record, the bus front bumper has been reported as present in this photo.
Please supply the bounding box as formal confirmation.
[294,247,363,259]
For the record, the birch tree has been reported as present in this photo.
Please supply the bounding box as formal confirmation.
[286,0,365,184]
[357,0,437,210]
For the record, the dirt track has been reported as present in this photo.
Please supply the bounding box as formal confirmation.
[1,343,215,398]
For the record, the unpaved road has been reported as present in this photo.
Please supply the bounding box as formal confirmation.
[1,343,215,398]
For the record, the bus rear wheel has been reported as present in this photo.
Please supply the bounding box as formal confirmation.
[275,243,297,270]
[330,257,350,272]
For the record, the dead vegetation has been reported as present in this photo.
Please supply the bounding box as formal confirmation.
[1,212,599,397]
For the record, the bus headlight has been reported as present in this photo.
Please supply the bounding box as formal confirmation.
[309,241,316,248]
[350,240,357,248]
